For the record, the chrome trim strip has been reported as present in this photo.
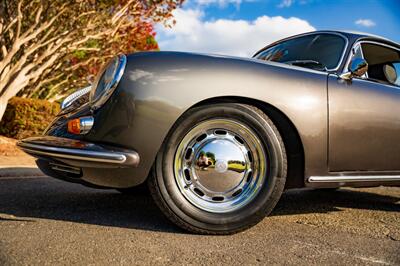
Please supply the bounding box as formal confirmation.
[331,32,350,72]
[18,142,127,164]
[308,175,400,183]
[359,40,400,52]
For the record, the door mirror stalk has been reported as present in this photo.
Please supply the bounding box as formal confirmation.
[340,58,368,81]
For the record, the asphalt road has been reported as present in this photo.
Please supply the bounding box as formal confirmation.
[0,172,399,265]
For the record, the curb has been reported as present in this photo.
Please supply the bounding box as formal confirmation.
[0,165,37,168]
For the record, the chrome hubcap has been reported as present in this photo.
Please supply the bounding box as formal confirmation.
[174,119,267,213]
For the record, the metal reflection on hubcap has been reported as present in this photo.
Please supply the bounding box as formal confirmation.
[174,119,267,213]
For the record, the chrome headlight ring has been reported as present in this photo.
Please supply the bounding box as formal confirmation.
[61,86,91,110]
[90,54,127,109]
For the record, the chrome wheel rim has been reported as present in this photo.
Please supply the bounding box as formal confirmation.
[174,119,267,213]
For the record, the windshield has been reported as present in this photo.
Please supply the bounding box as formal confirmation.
[255,34,347,71]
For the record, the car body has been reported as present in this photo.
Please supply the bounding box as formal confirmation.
[18,30,400,234]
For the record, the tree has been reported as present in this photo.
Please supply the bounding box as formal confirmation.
[0,0,183,121]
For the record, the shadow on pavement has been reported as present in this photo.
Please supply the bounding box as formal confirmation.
[273,187,400,216]
[0,176,181,233]
[0,175,398,233]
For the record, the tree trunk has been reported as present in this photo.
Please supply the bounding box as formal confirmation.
[0,96,9,123]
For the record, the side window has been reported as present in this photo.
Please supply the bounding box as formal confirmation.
[361,43,400,87]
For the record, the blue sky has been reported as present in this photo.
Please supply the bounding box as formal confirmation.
[156,0,400,56]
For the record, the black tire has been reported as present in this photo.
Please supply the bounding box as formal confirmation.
[116,182,149,195]
[148,103,287,234]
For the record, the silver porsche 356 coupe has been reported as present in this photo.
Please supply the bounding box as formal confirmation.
[18,30,400,234]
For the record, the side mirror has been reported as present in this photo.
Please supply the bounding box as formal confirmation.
[340,58,368,80]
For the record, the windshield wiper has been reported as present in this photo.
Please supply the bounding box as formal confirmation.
[285,60,328,71]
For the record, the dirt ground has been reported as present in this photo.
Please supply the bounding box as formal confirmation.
[0,136,23,156]
[0,136,36,166]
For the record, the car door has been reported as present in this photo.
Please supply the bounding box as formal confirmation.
[328,41,400,172]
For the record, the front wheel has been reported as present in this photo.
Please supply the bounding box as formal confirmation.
[148,103,287,234]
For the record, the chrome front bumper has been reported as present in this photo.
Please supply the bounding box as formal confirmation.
[17,136,140,168]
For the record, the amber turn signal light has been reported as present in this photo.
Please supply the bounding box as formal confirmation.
[67,116,94,135]
[67,119,81,134]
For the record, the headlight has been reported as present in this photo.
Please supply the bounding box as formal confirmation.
[90,54,127,109]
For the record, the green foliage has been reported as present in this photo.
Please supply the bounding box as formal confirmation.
[0,97,60,139]
[228,162,246,173]
[206,152,216,164]
[72,50,87,60]
[86,39,100,48]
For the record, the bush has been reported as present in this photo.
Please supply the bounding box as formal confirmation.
[0,97,60,139]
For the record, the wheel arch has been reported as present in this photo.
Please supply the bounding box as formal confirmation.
[189,96,305,189]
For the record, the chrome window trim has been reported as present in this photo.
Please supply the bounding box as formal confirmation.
[342,40,400,84]
[254,31,349,72]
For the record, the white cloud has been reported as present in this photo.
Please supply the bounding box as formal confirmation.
[196,0,242,6]
[277,0,294,8]
[194,0,255,8]
[277,0,312,8]
[156,8,315,57]
[355,19,376,28]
